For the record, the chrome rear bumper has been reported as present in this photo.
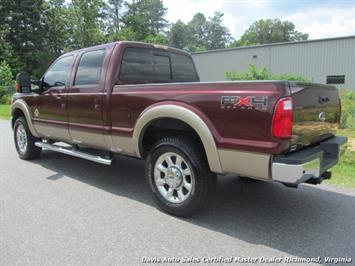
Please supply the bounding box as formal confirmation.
[272,136,347,185]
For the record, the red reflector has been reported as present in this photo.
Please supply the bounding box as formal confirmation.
[272,97,293,139]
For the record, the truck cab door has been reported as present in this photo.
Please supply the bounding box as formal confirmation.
[32,55,74,141]
[66,48,108,149]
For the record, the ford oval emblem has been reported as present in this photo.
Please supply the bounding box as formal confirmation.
[318,112,326,122]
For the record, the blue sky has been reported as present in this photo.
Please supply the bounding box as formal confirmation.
[162,0,355,40]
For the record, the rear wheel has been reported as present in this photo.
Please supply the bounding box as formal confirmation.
[146,136,216,216]
[14,116,42,160]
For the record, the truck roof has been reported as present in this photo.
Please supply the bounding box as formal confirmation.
[62,41,190,58]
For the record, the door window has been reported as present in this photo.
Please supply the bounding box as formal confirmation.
[43,56,73,88]
[75,49,106,85]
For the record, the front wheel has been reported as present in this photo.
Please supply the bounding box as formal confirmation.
[145,137,216,216]
[14,116,42,160]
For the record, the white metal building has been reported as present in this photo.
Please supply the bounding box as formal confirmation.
[192,35,355,90]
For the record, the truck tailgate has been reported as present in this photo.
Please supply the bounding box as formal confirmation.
[290,82,340,149]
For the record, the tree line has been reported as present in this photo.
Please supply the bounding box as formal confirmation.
[0,0,309,79]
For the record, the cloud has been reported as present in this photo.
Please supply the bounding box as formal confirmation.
[163,0,224,23]
[162,0,355,40]
[283,6,355,39]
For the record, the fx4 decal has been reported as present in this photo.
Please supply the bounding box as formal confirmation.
[220,96,268,110]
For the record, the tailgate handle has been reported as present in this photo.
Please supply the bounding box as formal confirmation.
[319,95,330,104]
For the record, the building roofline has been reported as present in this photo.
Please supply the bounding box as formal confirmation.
[191,35,355,55]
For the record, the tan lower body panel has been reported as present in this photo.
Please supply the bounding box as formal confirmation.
[69,129,108,150]
[111,135,136,156]
[34,122,71,142]
[34,120,136,156]
[218,149,271,180]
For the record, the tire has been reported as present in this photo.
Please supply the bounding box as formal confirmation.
[145,136,216,216]
[14,116,42,160]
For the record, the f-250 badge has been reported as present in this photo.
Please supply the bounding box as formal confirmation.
[221,96,268,110]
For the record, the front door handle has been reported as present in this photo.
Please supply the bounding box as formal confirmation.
[94,104,101,111]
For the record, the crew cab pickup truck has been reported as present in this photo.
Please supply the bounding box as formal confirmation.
[12,41,347,216]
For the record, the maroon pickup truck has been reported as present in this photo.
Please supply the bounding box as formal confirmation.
[12,41,347,216]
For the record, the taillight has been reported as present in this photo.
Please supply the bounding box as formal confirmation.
[272,97,293,139]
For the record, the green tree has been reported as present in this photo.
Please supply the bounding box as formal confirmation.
[0,0,45,75]
[187,13,207,50]
[30,0,71,76]
[0,61,14,87]
[0,61,15,103]
[43,0,69,57]
[105,0,124,35]
[122,0,167,41]
[204,12,231,50]
[67,0,106,49]
[235,19,308,46]
[168,20,191,49]
[144,34,168,45]
[169,12,231,51]
[0,29,21,73]
[112,27,138,41]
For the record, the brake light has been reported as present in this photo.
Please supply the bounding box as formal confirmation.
[272,97,293,139]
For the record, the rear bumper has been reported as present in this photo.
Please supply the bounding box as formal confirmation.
[272,136,347,185]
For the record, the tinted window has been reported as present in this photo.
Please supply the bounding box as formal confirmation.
[119,47,198,83]
[171,53,198,82]
[153,55,171,81]
[120,48,154,82]
[75,49,106,85]
[43,56,73,88]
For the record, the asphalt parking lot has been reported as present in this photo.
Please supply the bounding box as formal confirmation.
[1,119,355,265]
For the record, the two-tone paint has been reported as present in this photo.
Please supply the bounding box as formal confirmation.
[11,41,340,180]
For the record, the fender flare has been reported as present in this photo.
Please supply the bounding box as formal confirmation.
[11,99,40,137]
[132,104,223,174]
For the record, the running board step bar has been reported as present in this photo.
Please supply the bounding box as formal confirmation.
[35,142,113,165]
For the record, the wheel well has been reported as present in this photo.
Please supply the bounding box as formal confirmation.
[141,118,205,158]
[11,108,25,128]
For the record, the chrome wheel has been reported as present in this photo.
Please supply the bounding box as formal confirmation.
[16,123,28,154]
[154,152,194,203]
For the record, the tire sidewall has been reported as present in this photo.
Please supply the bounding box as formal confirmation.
[146,139,207,215]
[14,118,29,159]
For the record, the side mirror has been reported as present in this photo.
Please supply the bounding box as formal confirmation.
[16,72,31,93]
[31,79,44,93]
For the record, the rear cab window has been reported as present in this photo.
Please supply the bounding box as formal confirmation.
[119,47,199,84]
